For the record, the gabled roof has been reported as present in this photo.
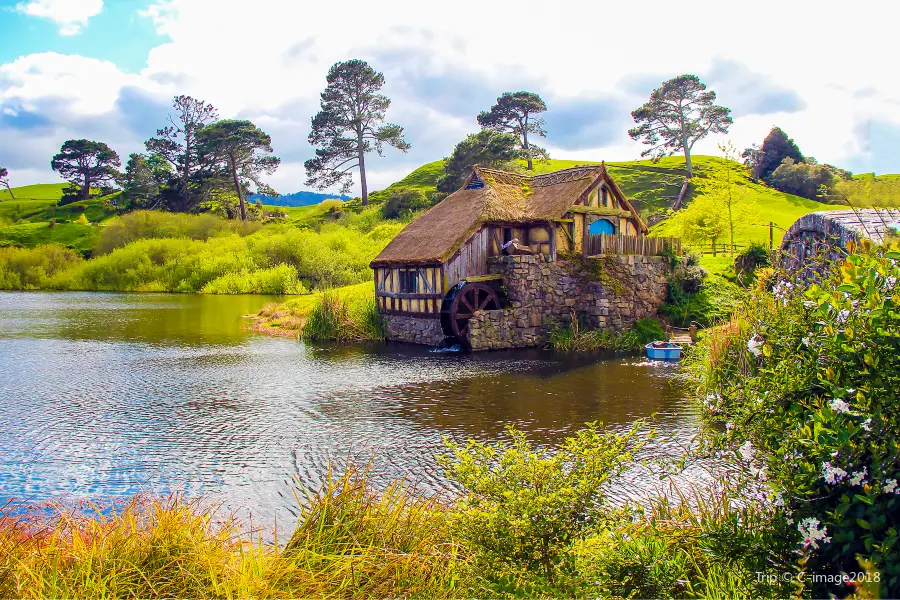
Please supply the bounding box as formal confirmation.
[370,163,647,267]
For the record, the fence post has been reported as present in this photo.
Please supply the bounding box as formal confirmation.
[769,221,774,250]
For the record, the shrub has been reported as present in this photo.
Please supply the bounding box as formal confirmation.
[301,291,384,342]
[0,244,83,290]
[616,317,666,350]
[74,213,89,225]
[381,187,431,219]
[690,241,900,597]
[734,242,771,278]
[662,276,741,327]
[439,423,643,591]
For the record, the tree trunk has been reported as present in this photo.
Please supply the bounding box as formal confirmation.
[359,145,368,206]
[81,175,91,200]
[182,132,192,212]
[3,183,15,199]
[683,143,693,178]
[523,118,532,170]
[230,158,246,221]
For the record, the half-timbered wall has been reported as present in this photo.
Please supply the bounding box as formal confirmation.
[374,265,444,316]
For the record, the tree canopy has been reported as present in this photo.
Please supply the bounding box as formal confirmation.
[477,91,547,170]
[436,130,521,193]
[123,153,172,209]
[50,139,122,200]
[198,119,280,221]
[747,127,804,182]
[629,75,732,178]
[146,95,219,212]
[305,59,410,206]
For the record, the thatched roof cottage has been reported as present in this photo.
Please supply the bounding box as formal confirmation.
[370,164,672,348]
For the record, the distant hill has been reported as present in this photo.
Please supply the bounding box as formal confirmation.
[249,190,351,207]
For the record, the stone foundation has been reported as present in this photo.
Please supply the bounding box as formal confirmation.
[467,254,668,350]
[383,314,446,346]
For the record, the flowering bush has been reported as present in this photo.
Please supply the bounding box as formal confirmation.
[692,241,900,596]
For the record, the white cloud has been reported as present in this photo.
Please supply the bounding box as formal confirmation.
[16,0,103,36]
[3,0,900,190]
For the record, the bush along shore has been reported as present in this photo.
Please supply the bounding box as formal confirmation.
[0,210,401,294]
[685,239,900,597]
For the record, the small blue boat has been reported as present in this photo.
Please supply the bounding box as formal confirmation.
[645,341,682,361]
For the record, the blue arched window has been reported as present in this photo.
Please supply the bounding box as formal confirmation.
[589,218,616,235]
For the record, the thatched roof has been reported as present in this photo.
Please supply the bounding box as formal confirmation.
[370,164,647,267]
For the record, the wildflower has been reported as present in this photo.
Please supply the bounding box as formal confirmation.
[773,492,785,507]
[798,517,831,549]
[884,479,899,494]
[802,336,810,347]
[802,300,816,309]
[822,462,848,485]
[837,309,851,323]
[861,418,872,432]
[885,275,897,292]
[829,398,851,414]
[751,466,768,482]
[787,517,794,525]
[726,422,735,432]
[772,280,794,305]
[738,441,755,462]
[849,468,867,486]
[747,334,764,357]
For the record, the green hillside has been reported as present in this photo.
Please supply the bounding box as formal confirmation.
[361,155,835,251]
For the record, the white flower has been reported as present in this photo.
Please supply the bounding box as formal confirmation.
[703,392,720,410]
[772,281,794,305]
[861,418,872,432]
[829,398,851,414]
[884,275,897,292]
[837,309,851,323]
[798,517,831,549]
[738,441,756,462]
[787,517,794,525]
[726,422,735,432]
[802,300,817,309]
[773,492,785,507]
[747,334,764,357]
[850,467,867,486]
[751,466,768,481]
[802,336,811,347]
[883,479,899,494]
[822,462,848,485]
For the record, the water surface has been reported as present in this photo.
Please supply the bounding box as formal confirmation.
[0,291,703,528]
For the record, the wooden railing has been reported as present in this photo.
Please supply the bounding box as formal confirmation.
[587,234,681,257]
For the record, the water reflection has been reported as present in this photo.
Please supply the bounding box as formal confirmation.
[0,291,700,529]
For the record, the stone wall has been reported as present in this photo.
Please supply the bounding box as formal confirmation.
[467,254,669,351]
[383,314,446,346]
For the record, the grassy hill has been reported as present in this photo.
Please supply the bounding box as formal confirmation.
[361,156,835,250]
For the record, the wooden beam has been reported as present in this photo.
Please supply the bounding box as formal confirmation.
[552,218,574,223]
[376,291,444,300]
[464,273,504,282]
[568,205,632,217]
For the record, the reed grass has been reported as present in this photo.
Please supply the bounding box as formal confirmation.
[0,461,789,599]
[0,468,462,599]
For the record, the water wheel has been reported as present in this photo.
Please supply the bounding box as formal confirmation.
[440,281,503,344]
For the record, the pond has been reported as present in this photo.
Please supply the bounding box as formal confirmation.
[0,291,705,529]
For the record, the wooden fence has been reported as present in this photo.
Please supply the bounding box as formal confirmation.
[586,234,682,257]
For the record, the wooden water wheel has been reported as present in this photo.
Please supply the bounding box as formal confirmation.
[440,282,503,343]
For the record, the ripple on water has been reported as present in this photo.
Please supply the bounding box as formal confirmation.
[0,291,704,530]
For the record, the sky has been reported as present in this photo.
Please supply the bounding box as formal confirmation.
[1,0,898,195]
